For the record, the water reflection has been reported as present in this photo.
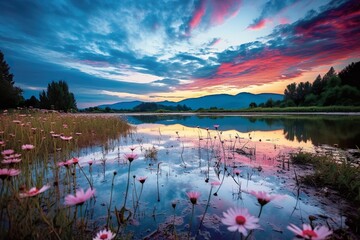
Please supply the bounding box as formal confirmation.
[126,114,360,148]
[74,116,350,239]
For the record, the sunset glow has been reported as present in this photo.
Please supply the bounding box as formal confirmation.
[0,0,359,108]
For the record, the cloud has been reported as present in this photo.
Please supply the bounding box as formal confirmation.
[188,0,242,33]
[248,0,298,30]
[183,0,360,90]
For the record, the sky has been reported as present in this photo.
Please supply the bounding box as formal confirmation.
[0,0,359,108]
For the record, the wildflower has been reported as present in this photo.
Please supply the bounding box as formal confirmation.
[64,187,95,206]
[19,184,50,198]
[186,191,201,205]
[21,144,35,151]
[58,157,78,167]
[221,207,260,236]
[93,229,115,240]
[137,176,147,184]
[0,141,4,146]
[129,146,136,151]
[124,153,138,163]
[249,190,284,206]
[211,181,221,186]
[60,136,73,141]
[51,133,60,138]
[287,223,333,240]
[2,158,21,164]
[214,124,220,130]
[233,169,241,176]
[1,149,15,156]
[0,168,21,180]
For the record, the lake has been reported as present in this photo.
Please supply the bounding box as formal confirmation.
[73,113,359,239]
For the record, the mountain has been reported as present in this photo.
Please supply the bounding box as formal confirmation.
[97,100,142,110]
[97,92,283,110]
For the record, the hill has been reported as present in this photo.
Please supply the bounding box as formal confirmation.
[97,92,283,110]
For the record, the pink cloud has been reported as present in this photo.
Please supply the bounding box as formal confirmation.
[188,0,242,33]
[248,19,268,30]
[181,1,360,91]
[189,1,206,30]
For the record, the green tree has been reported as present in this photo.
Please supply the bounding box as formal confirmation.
[249,102,257,108]
[284,82,297,103]
[265,98,274,108]
[312,74,324,96]
[39,80,77,112]
[0,51,24,109]
[24,95,40,108]
[338,61,360,89]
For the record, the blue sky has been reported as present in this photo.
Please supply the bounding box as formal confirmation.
[0,0,359,108]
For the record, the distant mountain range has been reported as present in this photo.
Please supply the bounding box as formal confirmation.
[97,92,283,110]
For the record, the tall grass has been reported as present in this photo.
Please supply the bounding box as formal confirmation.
[0,109,131,239]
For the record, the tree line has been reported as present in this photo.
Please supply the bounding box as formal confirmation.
[83,102,192,113]
[0,50,77,112]
[250,61,360,108]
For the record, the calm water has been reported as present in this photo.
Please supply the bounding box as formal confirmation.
[74,114,359,239]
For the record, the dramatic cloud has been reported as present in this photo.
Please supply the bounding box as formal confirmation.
[248,0,298,30]
[188,0,242,32]
[0,0,358,107]
[183,0,360,90]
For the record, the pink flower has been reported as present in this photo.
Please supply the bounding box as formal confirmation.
[249,190,284,206]
[233,169,241,176]
[93,228,115,240]
[21,144,35,150]
[186,191,201,205]
[51,133,60,138]
[221,207,260,236]
[4,153,21,159]
[64,188,95,206]
[0,168,21,180]
[211,181,221,186]
[2,158,21,164]
[214,124,220,130]
[19,184,50,198]
[137,176,147,184]
[1,149,15,156]
[124,153,138,163]
[58,157,78,167]
[287,224,333,240]
[60,136,73,141]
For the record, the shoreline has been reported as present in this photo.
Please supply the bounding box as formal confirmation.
[77,111,360,116]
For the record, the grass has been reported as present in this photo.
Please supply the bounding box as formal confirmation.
[196,106,360,113]
[291,151,360,235]
[0,109,132,239]
[290,151,360,203]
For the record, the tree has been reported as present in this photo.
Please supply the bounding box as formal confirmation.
[39,80,77,112]
[284,82,297,103]
[249,102,257,108]
[338,61,360,89]
[265,98,274,108]
[0,51,24,109]
[24,95,40,108]
[312,75,324,96]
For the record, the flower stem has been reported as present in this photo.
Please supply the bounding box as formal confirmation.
[123,162,132,208]
[188,204,195,240]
